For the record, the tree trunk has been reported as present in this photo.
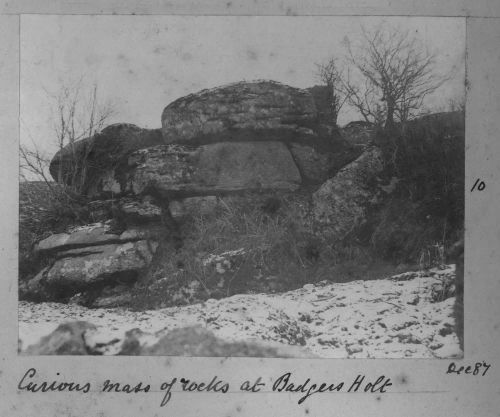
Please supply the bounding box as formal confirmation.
[385,99,395,129]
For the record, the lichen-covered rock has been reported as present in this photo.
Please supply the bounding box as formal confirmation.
[127,141,301,196]
[27,239,158,298]
[312,146,384,240]
[161,80,317,144]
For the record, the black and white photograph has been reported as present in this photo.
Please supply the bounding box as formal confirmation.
[18,15,465,358]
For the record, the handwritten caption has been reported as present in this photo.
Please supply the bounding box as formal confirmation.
[18,362,492,406]
[18,368,392,406]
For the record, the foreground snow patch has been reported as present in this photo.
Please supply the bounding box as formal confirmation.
[19,266,462,358]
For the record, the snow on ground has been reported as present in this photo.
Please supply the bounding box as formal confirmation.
[18,266,462,358]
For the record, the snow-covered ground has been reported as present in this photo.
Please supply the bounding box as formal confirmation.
[18,266,462,358]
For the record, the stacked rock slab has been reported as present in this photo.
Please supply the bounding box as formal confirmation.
[26,223,161,302]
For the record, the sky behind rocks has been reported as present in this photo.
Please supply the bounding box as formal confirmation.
[20,15,465,167]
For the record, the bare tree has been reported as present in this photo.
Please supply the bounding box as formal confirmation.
[20,79,114,197]
[341,70,386,126]
[342,25,447,128]
[314,58,349,126]
[51,80,114,192]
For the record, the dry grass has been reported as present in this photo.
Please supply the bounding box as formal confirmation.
[129,192,398,310]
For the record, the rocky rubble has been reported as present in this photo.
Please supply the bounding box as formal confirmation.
[19,266,462,358]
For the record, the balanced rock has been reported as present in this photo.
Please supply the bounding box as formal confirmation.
[312,146,384,240]
[161,80,317,144]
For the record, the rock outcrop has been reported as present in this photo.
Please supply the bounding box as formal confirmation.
[28,80,370,306]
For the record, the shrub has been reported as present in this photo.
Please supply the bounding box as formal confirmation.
[367,111,464,263]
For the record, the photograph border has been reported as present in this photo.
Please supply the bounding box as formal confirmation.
[1,2,500,416]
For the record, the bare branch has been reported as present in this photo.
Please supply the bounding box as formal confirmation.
[314,57,349,126]
[343,24,449,127]
[20,79,115,198]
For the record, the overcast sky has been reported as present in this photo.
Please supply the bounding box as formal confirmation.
[20,15,465,161]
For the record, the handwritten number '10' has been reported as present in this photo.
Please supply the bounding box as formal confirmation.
[471,178,486,192]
